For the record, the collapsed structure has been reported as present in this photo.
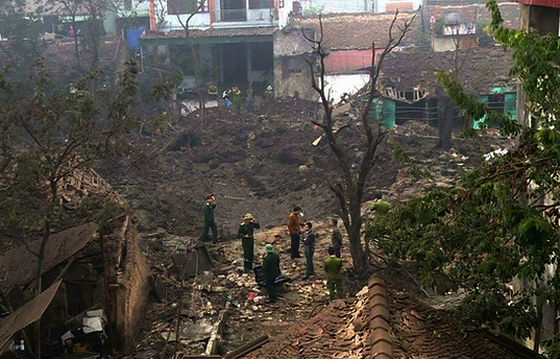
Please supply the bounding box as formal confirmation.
[0,170,150,358]
[246,277,536,359]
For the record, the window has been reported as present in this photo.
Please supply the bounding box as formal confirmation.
[279,0,284,8]
[249,0,274,9]
[168,0,208,15]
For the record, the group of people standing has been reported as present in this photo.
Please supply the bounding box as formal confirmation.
[201,196,345,303]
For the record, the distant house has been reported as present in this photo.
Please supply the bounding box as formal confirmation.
[274,12,421,101]
[140,0,293,88]
[292,0,421,15]
[28,0,150,37]
[378,48,517,128]
[428,2,520,51]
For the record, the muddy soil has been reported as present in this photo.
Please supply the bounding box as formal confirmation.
[109,101,515,357]
[99,98,512,240]
[98,98,400,237]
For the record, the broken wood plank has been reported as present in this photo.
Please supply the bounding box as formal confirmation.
[205,303,230,355]
[223,334,269,359]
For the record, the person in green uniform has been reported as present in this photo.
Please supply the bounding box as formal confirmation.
[331,218,343,258]
[263,244,280,303]
[371,192,390,216]
[324,246,344,302]
[201,195,217,243]
[238,213,260,273]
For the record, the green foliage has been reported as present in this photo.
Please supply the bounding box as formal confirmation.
[370,1,560,354]
[0,57,172,262]
[0,0,45,76]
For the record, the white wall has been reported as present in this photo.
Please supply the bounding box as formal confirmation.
[375,0,421,14]
[278,0,294,28]
[154,0,289,32]
[298,0,373,13]
[119,0,152,17]
[325,74,370,103]
[160,13,212,31]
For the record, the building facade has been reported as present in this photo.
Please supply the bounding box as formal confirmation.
[141,0,293,90]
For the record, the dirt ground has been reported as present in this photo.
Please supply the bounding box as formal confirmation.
[127,220,361,358]
[105,100,515,358]
[98,98,512,239]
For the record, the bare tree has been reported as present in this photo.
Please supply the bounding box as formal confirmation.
[303,12,415,274]
[167,0,207,113]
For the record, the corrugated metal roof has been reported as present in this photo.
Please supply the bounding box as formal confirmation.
[0,280,62,355]
[0,223,98,293]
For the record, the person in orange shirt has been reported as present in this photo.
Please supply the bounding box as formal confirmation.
[287,206,304,259]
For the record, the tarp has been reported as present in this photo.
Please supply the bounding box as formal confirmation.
[0,223,98,293]
[127,27,145,50]
[0,280,62,355]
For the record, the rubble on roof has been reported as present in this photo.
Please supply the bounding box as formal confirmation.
[379,47,516,96]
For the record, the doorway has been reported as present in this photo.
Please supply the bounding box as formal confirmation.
[222,43,248,84]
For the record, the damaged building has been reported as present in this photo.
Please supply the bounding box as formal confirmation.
[0,170,150,358]
[377,47,517,129]
[274,11,420,101]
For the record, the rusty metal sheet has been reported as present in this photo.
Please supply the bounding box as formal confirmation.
[0,223,98,293]
[324,49,376,73]
[0,280,62,355]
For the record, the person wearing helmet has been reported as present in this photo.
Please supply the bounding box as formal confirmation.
[201,194,218,243]
[238,213,260,273]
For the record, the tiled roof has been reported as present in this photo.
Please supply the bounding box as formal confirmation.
[143,26,277,40]
[246,276,533,359]
[379,47,516,96]
[289,13,421,50]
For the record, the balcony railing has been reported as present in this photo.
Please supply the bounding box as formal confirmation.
[215,8,247,22]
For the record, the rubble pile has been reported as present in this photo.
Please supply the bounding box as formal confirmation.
[126,220,357,358]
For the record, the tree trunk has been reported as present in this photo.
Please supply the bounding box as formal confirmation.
[348,201,368,274]
[71,16,81,72]
[438,97,453,150]
[534,294,544,352]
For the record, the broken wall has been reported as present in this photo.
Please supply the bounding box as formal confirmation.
[114,217,150,352]
[432,35,478,52]
[273,29,317,100]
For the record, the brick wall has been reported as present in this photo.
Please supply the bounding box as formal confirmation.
[114,221,150,352]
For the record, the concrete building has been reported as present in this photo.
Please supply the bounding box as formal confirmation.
[274,12,421,101]
[141,0,293,89]
[292,0,421,15]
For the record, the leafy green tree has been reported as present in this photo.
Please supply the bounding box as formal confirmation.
[0,57,172,357]
[369,0,560,355]
[0,0,44,75]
